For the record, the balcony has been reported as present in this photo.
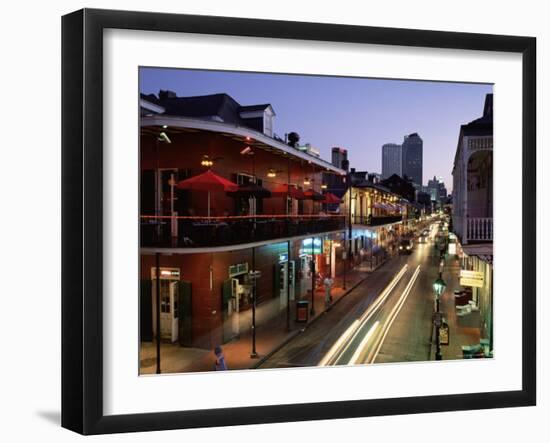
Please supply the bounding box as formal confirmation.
[466,217,493,242]
[351,214,403,227]
[140,214,346,248]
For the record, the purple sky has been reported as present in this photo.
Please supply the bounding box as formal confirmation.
[140,68,493,192]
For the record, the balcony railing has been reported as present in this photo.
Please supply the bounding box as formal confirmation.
[140,214,346,248]
[351,214,403,226]
[466,217,493,242]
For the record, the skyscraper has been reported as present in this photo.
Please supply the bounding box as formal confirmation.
[381,143,402,179]
[331,147,348,170]
[402,133,423,186]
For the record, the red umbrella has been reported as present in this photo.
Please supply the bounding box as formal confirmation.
[270,183,306,200]
[303,189,325,201]
[323,192,342,204]
[177,170,238,218]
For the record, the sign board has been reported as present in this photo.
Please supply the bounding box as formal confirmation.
[460,277,484,288]
[460,270,484,280]
[300,238,323,255]
[229,262,249,278]
[248,270,262,280]
[439,322,450,345]
[448,243,456,255]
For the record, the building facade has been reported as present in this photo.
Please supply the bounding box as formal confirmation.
[401,132,423,186]
[381,143,402,179]
[451,93,494,355]
[139,92,347,352]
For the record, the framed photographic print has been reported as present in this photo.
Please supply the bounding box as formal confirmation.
[61,8,536,435]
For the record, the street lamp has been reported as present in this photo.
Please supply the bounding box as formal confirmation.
[432,276,447,361]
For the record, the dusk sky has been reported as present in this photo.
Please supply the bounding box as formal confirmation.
[140,68,493,192]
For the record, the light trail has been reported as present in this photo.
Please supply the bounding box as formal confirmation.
[318,320,359,366]
[330,265,408,363]
[318,264,408,366]
[370,265,421,363]
[348,321,379,365]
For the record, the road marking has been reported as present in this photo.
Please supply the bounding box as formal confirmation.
[348,321,380,365]
[318,264,408,366]
[370,265,421,363]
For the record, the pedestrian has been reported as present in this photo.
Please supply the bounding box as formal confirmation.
[213,345,228,371]
[323,275,334,308]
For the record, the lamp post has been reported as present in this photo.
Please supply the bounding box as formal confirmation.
[432,276,447,361]
[250,247,259,359]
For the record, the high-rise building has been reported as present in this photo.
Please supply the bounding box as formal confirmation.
[381,143,402,179]
[427,176,447,202]
[331,147,348,170]
[402,133,423,186]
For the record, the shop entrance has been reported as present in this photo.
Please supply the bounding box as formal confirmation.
[275,259,295,309]
[151,267,180,343]
[222,264,252,343]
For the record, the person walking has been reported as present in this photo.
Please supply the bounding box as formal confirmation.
[213,345,228,371]
[323,275,334,309]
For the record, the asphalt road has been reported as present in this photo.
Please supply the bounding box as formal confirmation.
[258,222,444,369]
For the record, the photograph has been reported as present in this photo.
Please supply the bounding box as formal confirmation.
[138,68,494,375]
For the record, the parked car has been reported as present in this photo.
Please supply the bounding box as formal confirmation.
[399,239,414,254]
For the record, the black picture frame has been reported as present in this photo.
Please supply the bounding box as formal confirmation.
[62,8,536,435]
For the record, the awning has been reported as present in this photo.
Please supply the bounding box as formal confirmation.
[270,183,306,200]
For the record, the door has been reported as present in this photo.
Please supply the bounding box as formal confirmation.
[177,280,192,347]
[158,279,178,343]
[277,262,288,310]
[288,260,296,301]
[222,279,241,343]
[140,280,153,342]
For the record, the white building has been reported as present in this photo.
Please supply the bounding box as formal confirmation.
[452,94,493,245]
[451,93,493,355]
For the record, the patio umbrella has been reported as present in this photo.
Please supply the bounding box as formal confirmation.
[303,189,325,201]
[322,192,342,204]
[227,183,272,199]
[270,183,306,200]
[177,170,238,218]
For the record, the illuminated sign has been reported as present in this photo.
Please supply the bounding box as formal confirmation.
[279,253,288,263]
[460,269,484,287]
[300,238,323,255]
[460,270,484,280]
[151,268,180,279]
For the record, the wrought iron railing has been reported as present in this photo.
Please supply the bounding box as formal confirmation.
[466,217,493,242]
[140,214,346,248]
[351,214,403,226]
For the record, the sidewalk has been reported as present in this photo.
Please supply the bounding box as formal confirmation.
[432,254,482,360]
[140,255,391,374]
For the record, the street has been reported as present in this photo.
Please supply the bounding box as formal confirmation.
[258,223,445,368]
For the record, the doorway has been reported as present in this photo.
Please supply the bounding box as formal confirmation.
[151,267,180,343]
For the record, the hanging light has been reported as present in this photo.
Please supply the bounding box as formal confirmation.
[267,169,277,178]
[201,155,214,167]
[303,177,311,185]
[321,183,328,190]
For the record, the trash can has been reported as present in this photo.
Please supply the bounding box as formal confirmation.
[296,300,309,323]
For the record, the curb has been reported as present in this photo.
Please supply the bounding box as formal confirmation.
[253,257,392,369]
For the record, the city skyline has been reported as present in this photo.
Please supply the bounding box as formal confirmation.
[140,67,493,192]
